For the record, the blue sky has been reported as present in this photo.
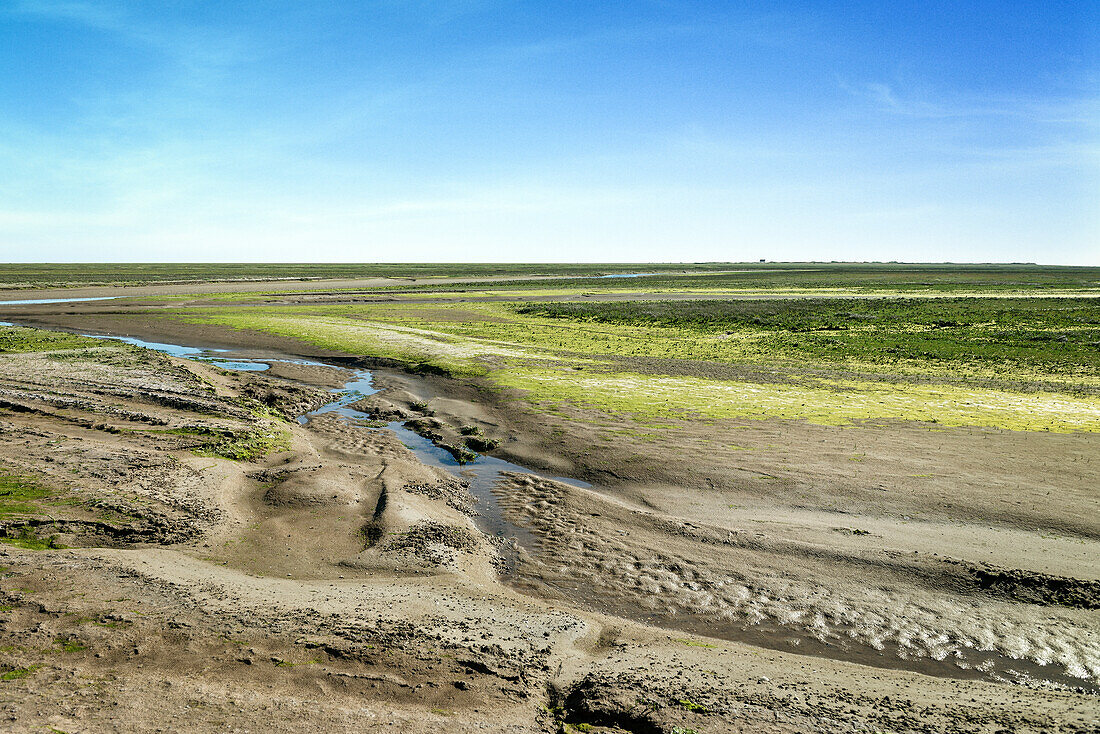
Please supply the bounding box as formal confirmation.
[0,1,1096,264]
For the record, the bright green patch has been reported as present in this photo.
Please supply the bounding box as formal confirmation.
[53,637,86,653]
[515,297,1100,380]
[0,470,51,517]
[139,288,1100,433]
[493,366,1100,432]
[0,527,64,550]
[0,664,39,681]
[188,425,291,461]
[677,698,708,713]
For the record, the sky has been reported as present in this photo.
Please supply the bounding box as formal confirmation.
[0,1,1097,264]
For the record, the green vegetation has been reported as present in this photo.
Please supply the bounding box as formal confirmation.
[54,637,87,653]
[0,470,51,517]
[0,262,734,288]
[677,698,708,713]
[368,263,1100,295]
[114,263,1100,306]
[1,527,63,550]
[0,470,68,548]
[517,297,1100,376]
[0,325,100,353]
[171,425,291,462]
[154,289,1100,432]
[9,263,1096,433]
[0,664,39,681]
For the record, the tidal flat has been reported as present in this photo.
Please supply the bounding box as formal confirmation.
[0,263,1097,733]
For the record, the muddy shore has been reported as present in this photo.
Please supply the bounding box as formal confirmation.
[0,297,1097,732]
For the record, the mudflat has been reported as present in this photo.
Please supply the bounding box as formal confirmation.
[1,264,1097,733]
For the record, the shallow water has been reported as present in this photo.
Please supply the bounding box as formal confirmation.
[82,333,273,371]
[0,296,118,305]
[297,367,587,544]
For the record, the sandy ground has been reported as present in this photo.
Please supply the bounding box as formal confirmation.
[0,298,1097,732]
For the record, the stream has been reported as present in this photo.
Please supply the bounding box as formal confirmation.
[75,332,588,547]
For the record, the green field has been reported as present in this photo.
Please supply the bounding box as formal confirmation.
[2,262,1099,292]
[0,262,735,288]
[134,268,1100,432]
[8,263,1096,432]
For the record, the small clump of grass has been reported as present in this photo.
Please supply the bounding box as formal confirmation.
[677,698,708,713]
[54,637,87,653]
[0,664,40,681]
[192,425,291,461]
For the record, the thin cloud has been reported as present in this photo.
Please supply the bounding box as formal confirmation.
[839,79,1099,125]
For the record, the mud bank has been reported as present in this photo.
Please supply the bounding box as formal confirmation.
[0,314,1097,732]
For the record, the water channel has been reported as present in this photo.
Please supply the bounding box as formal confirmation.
[78,330,588,546]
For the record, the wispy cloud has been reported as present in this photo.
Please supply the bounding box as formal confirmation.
[839,79,1100,125]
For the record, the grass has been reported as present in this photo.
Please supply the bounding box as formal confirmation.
[196,425,291,461]
[14,264,1095,433]
[169,297,1100,386]
[495,366,1100,431]
[0,470,51,517]
[54,637,87,653]
[0,262,735,287]
[0,664,39,681]
[0,325,101,354]
[0,470,69,548]
[304,262,1100,295]
[517,297,1100,377]
[0,527,64,550]
[677,698,708,713]
[167,425,291,461]
[152,293,1100,432]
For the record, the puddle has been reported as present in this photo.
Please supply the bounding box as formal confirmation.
[0,296,118,305]
[205,360,271,371]
[82,334,272,371]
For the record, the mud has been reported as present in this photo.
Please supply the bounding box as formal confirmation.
[0,311,1097,732]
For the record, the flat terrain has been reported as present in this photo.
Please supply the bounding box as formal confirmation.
[0,263,1097,732]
